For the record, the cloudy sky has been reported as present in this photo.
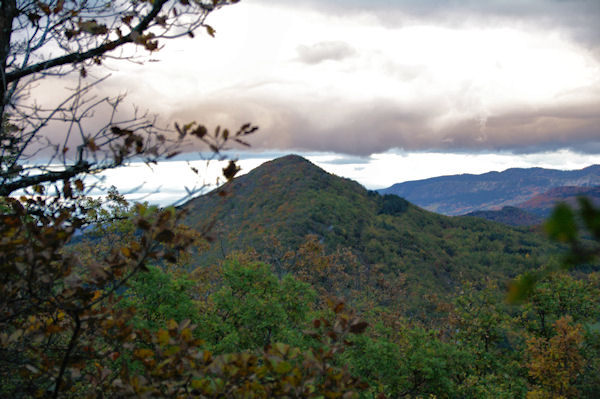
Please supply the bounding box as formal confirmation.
[91,0,600,202]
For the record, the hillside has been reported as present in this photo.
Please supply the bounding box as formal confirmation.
[182,155,557,312]
[379,165,600,215]
[464,206,543,226]
[463,186,600,225]
[518,185,600,217]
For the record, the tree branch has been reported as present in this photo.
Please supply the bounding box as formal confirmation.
[53,312,81,399]
[0,160,92,196]
[5,0,170,84]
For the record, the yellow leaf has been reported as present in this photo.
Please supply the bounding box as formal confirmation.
[167,319,178,331]
[181,327,192,342]
[157,329,169,346]
[134,348,154,359]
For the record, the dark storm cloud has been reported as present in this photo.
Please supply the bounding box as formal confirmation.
[169,95,600,156]
[262,0,600,54]
[296,41,357,64]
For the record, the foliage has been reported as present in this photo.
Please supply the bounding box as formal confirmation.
[118,265,200,332]
[378,194,409,216]
[0,191,199,397]
[0,187,373,397]
[108,301,368,398]
[0,1,271,396]
[184,155,558,316]
[526,316,584,399]
[200,259,316,353]
[545,198,600,267]
[523,272,600,338]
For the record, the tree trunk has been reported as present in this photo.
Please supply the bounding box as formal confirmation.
[0,0,17,119]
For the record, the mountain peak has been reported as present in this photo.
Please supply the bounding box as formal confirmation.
[274,154,309,163]
[238,154,332,185]
[184,154,362,209]
[260,154,315,169]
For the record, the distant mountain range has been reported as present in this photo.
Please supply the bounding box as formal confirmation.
[182,155,557,312]
[379,165,600,218]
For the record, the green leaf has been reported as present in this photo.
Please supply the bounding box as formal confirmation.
[545,203,577,243]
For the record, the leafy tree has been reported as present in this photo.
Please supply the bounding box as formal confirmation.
[450,281,528,398]
[0,191,201,397]
[523,272,600,339]
[526,316,584,399]
[201,259,316,353]
[117,265,200,332]
[504,197,600,397]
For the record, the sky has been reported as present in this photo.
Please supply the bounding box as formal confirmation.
[51,0,600,203]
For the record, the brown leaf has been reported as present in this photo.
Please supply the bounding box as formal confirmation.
[349,321,368,334]
[137,219,151,230]
[222,160,240,181]
[191,125,207,138]
[144,40,158,52]
[53,0,64,14]
[156,229,175,243]
[87,138,98,151]
[62,180,73,198]
[36,1,51,15]
[27,13,41,24]
[78,20,108,35]
[121,15,134,25]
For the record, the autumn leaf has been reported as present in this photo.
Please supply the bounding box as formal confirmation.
[222,160,240,181]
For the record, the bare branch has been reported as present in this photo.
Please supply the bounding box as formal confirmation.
[6,0,170,84]
[0,158,91,196]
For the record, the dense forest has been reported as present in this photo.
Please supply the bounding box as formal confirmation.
[2,0,599,397]
[3,155,600,398]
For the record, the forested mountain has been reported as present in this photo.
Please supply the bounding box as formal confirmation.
[379,165,600,215]
[182,154,557,313]
[174,156,600,398]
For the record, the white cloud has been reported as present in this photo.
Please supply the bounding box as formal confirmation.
[296,41,356,64]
